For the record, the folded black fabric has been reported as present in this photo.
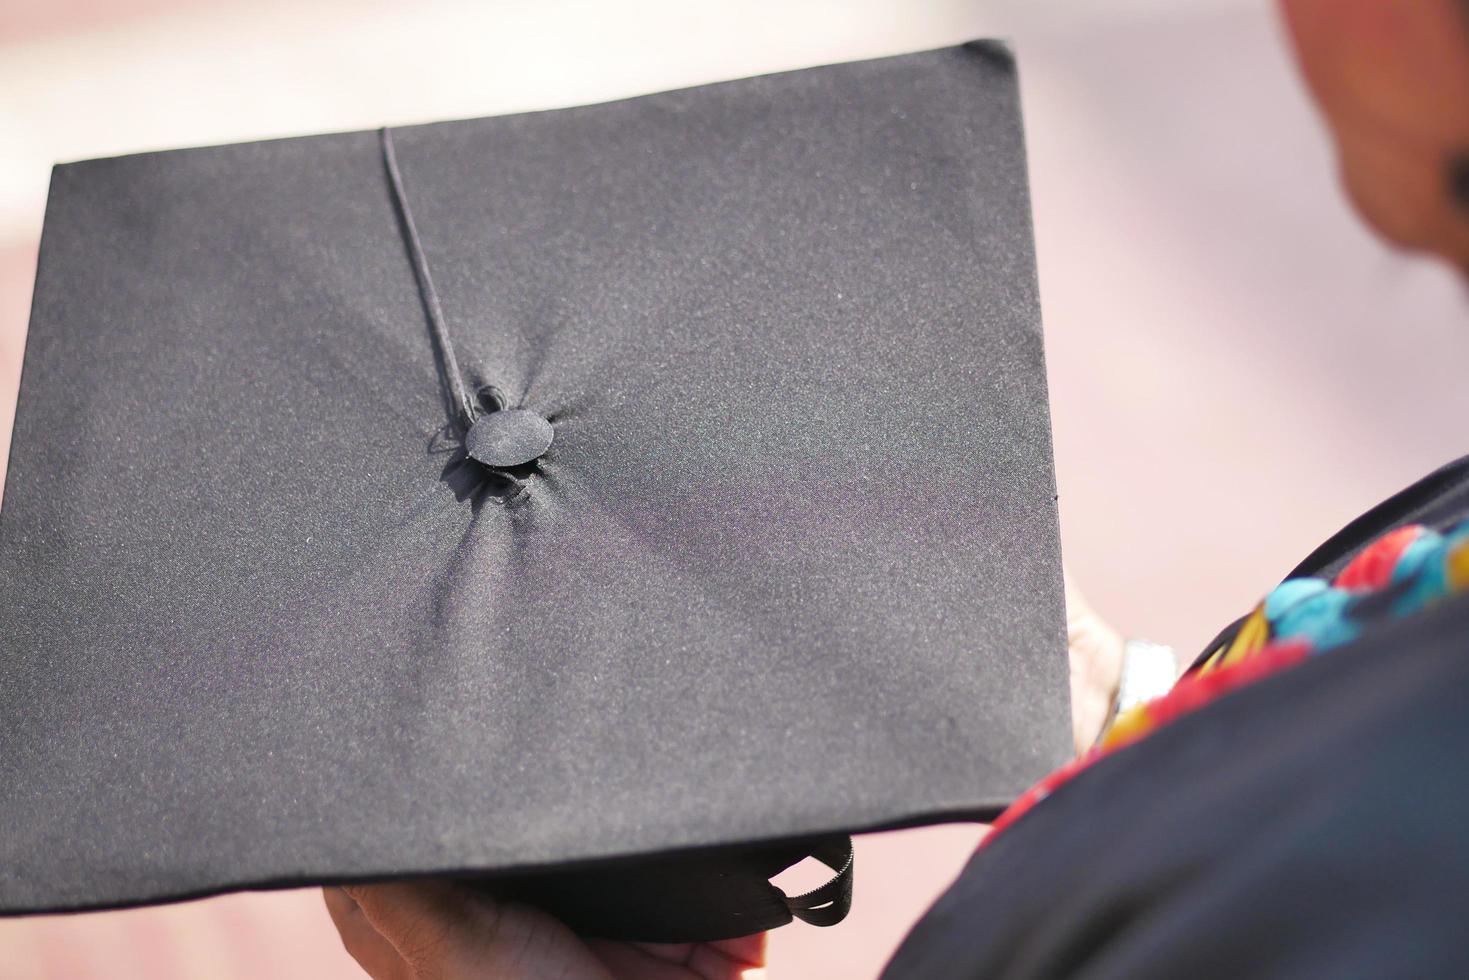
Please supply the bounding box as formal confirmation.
[0,41,1068,940]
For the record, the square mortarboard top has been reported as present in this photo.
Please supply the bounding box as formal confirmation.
[0,41,1068,941]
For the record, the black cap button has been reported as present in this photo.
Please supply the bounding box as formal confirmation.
[465,409,553,467]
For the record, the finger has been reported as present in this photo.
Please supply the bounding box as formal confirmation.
[627,934,766,973]
[708,933,767,968]
[323,887,411,980]
[686,935,768,980]
[587,941,701,979]
[591,935,767,980]
[340,881,480,970]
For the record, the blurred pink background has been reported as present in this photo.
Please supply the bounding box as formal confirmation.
[2,0,1466,977]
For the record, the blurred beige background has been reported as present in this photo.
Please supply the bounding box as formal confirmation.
[2,0,1466,977]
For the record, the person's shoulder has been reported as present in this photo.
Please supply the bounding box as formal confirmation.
[885,588,1469,979]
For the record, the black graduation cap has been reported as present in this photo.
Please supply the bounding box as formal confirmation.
[0,42,1068,941]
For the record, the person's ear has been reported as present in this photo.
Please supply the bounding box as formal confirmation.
[1450,153,1469,215]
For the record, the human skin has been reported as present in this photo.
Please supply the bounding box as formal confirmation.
[323,882,768,980]
[325,4,1469,978]
[1280,0,1469,271]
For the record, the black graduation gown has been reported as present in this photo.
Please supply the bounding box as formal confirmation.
[884,456,1469,979]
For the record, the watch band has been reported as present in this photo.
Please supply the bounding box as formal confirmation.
[1098,638,1179,744]
[1116,638,1179,712]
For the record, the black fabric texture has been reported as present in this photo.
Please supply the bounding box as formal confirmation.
[779,835,855,927]
[478,834,853,941]
[0,42,1068,937]
[884,458,1469,978]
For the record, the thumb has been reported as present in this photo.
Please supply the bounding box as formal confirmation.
[341,881,487,971]
[341,880,617,980]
